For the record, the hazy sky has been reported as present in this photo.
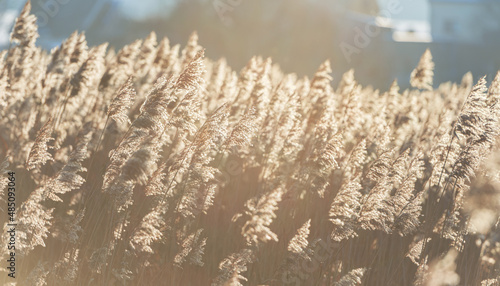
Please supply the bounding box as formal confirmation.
[117,0,430,21]
[117,0,431,22]
[118,0,177,20]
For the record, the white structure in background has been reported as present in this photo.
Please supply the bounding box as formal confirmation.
[377,0,429,21]
[430,0,500,43]
[343,0,432,43]
[377,0,432,43]
[390,19,432,43]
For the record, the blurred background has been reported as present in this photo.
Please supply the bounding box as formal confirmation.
[1,0,499,89]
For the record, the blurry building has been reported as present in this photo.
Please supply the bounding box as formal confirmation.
[430,0,500,43]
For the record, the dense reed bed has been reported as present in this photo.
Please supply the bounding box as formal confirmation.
[0,2,499,285]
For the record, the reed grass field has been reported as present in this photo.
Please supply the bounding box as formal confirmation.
[0,2,499,285]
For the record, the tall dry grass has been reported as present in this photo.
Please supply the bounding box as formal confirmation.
[0,2,499,285]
